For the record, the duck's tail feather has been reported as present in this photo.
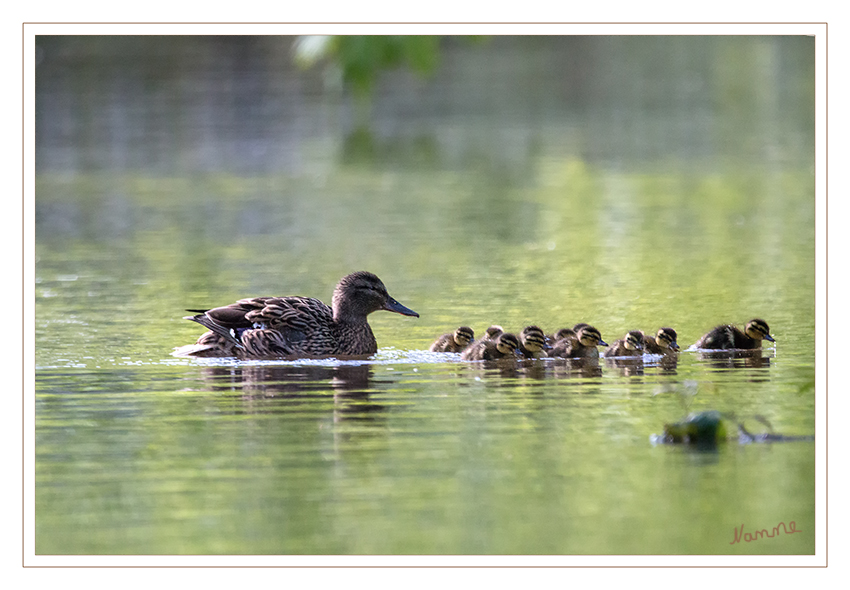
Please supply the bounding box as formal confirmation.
[172,343,219,358]
[184,313,245,349]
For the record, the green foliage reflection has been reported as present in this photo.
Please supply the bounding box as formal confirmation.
[295,35,442,96]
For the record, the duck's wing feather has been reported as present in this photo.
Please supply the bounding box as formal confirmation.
[244,297,338,356]
[183,298,269,348]
[244,297,333,330]
[185,296,336,353]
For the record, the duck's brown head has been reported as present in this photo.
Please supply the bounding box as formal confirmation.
[552,327,576,342]
[520,325,546,353]
[577,325,607,348]
[495,332,520,356]
[745,319,774,342]
[624,331,644,351]
[453,326,475,347]
[655,327,679,350]
[332,271,419,321]
[483,325,504,341]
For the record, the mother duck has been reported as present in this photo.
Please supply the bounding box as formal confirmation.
[174,271,419,359]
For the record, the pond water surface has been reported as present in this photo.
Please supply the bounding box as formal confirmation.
[34,35,815,556]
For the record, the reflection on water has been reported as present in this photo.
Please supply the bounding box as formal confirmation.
[198,363,384,420]
[198,363,374,397]
[35,348,814,555]
[605,356,647,377]
[696,349,773,371]
[453,356,610,381]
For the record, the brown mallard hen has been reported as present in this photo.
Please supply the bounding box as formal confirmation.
[642,327,680,354]
[461,332,520,361]
[694,319,774,350]
[174,271,418,359]
[603,330,645,358]
[548,325,608,359]
[429,326,475,353]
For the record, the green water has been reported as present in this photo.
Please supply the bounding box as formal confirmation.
[34,35,815,555]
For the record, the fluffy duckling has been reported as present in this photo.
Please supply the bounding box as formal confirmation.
[519,325,547,358]
[694,318,775,350]
[461,332,521,361]
[547,327,576,347]
[603,330,645,358]
[548,325,608,359]
[642,327,680,354]
[429,326,475,353]
[482,325,505,341]
[545,324,585,349]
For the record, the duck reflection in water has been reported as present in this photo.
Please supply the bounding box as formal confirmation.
[696,349,772,370]
[461,356,523,379]
[198,363,385,419]
[646,354,679,374]
[549,357,604,380]
[604,356,645,376]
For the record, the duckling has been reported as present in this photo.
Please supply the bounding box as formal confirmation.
[174,271,418,359]
[545,325,584,349]
[603,330,645,358]
[482,325,505,341]
[694,318,775,350]
[461,332,521,361]
[642,327,680,354]
[548,325,608,358]
[429,326,475,353]
[546,327,576,347]
[519,325,547,358]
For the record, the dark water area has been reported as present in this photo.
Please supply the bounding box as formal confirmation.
[34,35,815,556]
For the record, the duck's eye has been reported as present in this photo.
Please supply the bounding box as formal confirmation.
[360,283,382,295]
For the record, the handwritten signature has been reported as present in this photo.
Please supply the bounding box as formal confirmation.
[730,521,802,544]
